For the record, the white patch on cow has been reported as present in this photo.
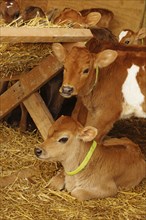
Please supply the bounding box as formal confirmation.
[120,64,146,118]
[119,31,128,41]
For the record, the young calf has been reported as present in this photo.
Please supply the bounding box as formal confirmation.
[34,116,146,201]
[0,0,20,23]
[52,43,146,141]
[53,8,101,28]
[80,8,114,28]
[119,28,146,45]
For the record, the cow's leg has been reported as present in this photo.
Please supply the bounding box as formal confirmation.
[85,109,121,141]
[48,170,65,190]
[49,93,64,119]
[19,103,28,132]
[72,97,82,119]
[0,81,8,95]
[72,97,87,125]
[71,180,118,201]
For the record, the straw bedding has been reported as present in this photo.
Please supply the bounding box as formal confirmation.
[0,118,146,220]
[0,16,67,79]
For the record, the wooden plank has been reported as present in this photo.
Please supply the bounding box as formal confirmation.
[0,27,93,43]
[23,92,54,140]
[0,55,63,119]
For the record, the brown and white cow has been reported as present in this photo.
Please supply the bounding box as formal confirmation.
[34,115,146,201]
[52,43,146,141]
[119,28,146,45]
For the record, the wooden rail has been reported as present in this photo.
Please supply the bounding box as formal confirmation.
[0,27,93,43]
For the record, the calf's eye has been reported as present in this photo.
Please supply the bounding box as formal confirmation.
[83,68,89,74]
[58,137,68,143]
[125,40,130,44]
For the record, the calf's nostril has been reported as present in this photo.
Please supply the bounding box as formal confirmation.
[34,147,42,157]
[62,86,74,94]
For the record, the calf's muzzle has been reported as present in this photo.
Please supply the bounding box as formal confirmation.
[60,85,74,97]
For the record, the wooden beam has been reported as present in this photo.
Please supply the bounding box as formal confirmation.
[0,27,93,43]
[23,92,54,140]
[0,55,63,119]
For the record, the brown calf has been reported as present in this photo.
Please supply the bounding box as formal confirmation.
[0,0,20,23]
[34,116,146,201]
[80,8,114,28]
[119,28,146,45]
[52,43,146,141]
[21,6,45,22]
[54,8,101,28]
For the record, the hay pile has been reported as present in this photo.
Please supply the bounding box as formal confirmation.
[0,119,146,220]
[0,16,68,79]
[0,42,52,78]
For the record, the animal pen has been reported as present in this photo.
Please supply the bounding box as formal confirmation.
[0,0,146,219]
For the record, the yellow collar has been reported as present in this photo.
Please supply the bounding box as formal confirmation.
[65,140,97,176]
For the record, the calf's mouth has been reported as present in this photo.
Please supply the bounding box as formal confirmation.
[59,85,75,98]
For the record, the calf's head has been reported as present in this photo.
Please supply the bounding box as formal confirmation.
[34,116,97,161]
[119,28,146,45]
[22,6,45,21]
[0,0,20,23]
[54,8,101,28]
[52,43,118,97]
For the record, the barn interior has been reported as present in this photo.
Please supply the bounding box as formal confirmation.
[0,0,146,219]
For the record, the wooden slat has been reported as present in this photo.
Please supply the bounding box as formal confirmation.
[23,92,54,140]
[0,27,93,43]
[0,55,63,119]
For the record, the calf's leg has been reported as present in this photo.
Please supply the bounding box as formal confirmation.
[71,181,118,201]
[72,98,87,126]
[48,170,65,190]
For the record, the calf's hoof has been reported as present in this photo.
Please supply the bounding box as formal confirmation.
[48,171,65,190]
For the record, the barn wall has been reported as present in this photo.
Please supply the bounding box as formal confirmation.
[17,0,145,35]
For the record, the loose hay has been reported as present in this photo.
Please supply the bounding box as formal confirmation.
[0,119,146,220]
[0,16,69,79]
[0,42,52,78]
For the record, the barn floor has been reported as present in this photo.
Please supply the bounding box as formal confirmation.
[0,118,146,220]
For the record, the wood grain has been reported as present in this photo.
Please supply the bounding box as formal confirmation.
[0,27,93,43]
[23,92,54,140]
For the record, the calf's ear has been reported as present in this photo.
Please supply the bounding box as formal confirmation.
[85,12,101,26]
[135,27,146,40]
[78,126,98,142]
[94,49,118,68]
[52,43,67,63]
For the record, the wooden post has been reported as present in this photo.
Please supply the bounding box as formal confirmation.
[23,92,54,140]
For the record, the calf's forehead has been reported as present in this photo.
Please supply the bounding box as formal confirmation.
[48,116,81,137]
[65,47,92,68]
